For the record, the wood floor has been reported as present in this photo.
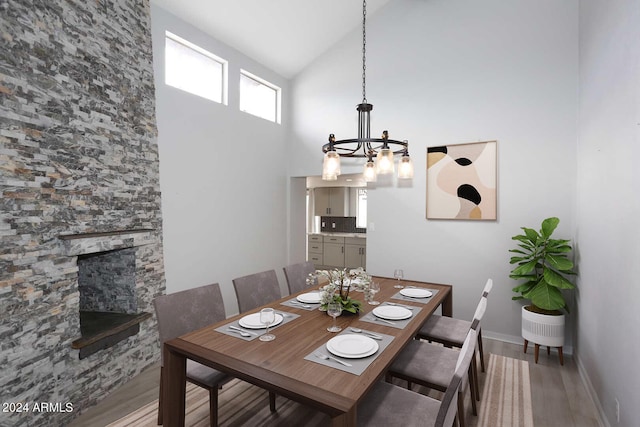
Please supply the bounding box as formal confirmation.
[68,338,602,427]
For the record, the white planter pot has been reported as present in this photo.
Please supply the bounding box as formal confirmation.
[521,306,565,347]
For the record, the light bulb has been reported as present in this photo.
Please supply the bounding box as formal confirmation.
[376,148,395,174]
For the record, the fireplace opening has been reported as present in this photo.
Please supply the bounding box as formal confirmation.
[72,247,150,358]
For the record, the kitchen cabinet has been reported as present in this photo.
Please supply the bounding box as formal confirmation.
[345,237,366,269]
[323,236,345,268]
[307,235,323,266]
[314,187,347,216]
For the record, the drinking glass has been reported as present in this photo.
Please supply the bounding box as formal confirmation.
[259,308,276,341]
[393,269,404,288]
[327,302,342,332]
[368,281,380,305]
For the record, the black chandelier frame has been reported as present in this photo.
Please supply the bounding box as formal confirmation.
[322,0,410,163]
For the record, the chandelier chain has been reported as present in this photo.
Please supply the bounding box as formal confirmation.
[362,0,367,103]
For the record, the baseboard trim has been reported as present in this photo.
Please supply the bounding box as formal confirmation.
[483,330,573,354]
[574,353,609,427]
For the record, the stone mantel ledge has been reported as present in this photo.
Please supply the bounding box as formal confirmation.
[58,229,156,256]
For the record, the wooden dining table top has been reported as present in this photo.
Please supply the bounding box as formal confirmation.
[163,276,453,427]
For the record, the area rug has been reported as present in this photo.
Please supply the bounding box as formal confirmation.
[106,378,329,427]
[477,354,534,427]
[109,353,533,427]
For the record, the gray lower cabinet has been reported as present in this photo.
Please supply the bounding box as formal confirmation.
[323,243,345,267]
[308,235,366,270]
[308,235,324,266]
[345,246,366,269]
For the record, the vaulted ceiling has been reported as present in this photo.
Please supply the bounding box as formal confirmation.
[150,0,393,78]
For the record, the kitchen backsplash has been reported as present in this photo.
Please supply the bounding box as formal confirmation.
[320,216,366,233]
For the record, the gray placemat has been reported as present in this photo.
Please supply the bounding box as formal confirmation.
[359,302,423,329]
[216,310,300,341]
[280,298,321,311]
[390,287,439,304]
[304,329,394,375]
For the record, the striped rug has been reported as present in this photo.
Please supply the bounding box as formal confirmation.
[108,354,532,427]
[477,354,533,427]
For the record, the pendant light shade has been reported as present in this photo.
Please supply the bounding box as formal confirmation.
[397,146,414,179]
[376,147,395,175]
[322,150,340,181]
[363,153,377,182]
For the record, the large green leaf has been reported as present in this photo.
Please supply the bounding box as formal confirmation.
[527,283,566,310]
[522,227,539,243]
[541,217,559,238]
[545,253,574,271]
[510,260,537,275]
[510,256,532,265]
[547,240,572,253]
[512,282,536,293]
[543,269,576,289]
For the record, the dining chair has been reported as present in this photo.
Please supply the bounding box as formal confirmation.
[232,269,282,313]
[388,299,487,427]
[153,283,230,427]
[417,278,493,373]
[283,261,316,295]
[231,269,281,411]
[359,329,477,427]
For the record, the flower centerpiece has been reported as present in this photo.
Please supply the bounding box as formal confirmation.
[307,268,372,314]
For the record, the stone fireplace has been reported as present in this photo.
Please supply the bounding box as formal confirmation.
[0,1,165,425]
[60,230,157,359]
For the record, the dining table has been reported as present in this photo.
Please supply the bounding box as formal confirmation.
[162,276,452,426]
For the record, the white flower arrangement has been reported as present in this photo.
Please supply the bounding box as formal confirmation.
[307,268,372,314]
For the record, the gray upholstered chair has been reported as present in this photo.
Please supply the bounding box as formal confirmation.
[232,269,282,313]
[283,261,316,295]
[231,269,281,411]
[358,329,477,427]
[388,298,487,427]
[154,283,230,427]
[417,278,493,373]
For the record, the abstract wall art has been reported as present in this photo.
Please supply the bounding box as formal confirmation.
[426,140,497,220]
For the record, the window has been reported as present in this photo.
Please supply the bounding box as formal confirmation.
[164,31,227,104]
[240,70,281,123]
[356,188,367,228]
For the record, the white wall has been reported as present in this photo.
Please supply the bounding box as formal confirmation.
[290,0,579,343]
[576,1,640,425]
[151,5,291,314]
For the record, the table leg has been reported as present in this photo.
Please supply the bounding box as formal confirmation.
[163,343,187,427]
[441,288,453,317]
[331,407,357,427]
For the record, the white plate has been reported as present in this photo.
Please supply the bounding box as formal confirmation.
[326,334,379,359]
[372,305,412,320]
[400,288,433,298]
[238,313,284,329]
[297,292,322,304]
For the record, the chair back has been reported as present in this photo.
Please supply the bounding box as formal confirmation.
[470,296,488,331]
[233,269,281,313]
[482,278,493,297]
[153,283,226,365]
[283,261,316,295]
[435,329,478,427]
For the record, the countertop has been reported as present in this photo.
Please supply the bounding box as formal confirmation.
[308,232,366,238]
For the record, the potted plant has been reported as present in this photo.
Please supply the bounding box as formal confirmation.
[307,268,372,314]
[508,217,576,363]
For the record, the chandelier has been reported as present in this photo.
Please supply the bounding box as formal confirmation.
[322,0,413,182]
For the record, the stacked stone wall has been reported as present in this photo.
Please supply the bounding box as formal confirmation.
[0,1,165,425]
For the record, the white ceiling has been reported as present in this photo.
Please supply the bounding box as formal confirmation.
[150,0,393,78]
